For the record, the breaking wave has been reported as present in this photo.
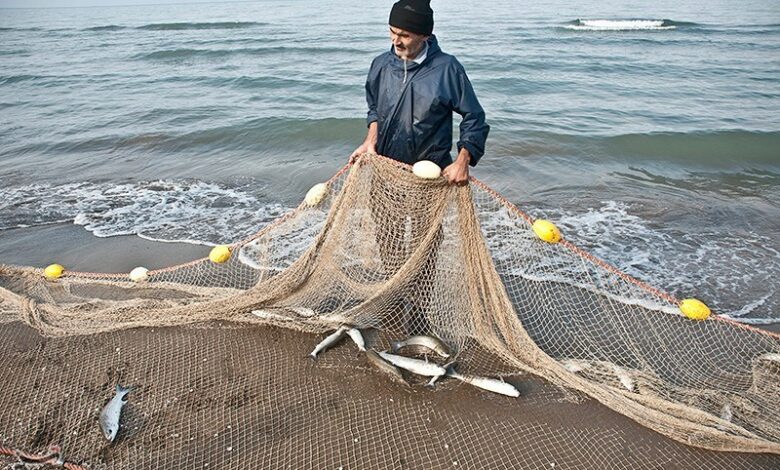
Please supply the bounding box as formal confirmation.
[136,21,265,31]
[564,19,688,31]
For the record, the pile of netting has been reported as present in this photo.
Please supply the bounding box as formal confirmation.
[1,154,779,469]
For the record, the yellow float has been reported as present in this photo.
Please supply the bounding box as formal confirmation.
[680,298,711,320]
[209,245,232,264]
[44,263,65,280]
[532,219,562,244]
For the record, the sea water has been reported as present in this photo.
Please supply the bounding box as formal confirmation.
[0,0,778,322]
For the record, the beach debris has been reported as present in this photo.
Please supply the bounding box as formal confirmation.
[209,245,232,264]
[391,335,450,358]
[611,364,635,392]
[309,326,348,359]
[757,353,780,363]
[532,219,562,244]
[365,350,408,385]
[720,403,733,423]
[43,263,64,280]
[445,365,520,397]
[376,351,446,377]
[0,444,93,470]
[346,328,366,351]
[561,359,591,373]
[129,266,149,282]
[305,183,329,206]
[100,384,131,442]
[679,298,711,320]
[412,160,441,180]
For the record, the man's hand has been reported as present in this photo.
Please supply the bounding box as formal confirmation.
[349,141,376,164]
[442,149,471,186]
[350,122,379,164]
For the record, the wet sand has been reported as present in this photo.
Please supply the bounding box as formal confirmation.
[0,223,207,273]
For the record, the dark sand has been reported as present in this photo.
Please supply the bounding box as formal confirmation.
[0,223,207,273]
[0,224,778,469]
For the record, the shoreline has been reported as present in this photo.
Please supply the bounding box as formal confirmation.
[0,223,207,273]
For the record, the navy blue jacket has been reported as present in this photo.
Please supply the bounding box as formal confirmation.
[365,35,489,168]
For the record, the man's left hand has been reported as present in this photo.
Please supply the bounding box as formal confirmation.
[442,149,471,186]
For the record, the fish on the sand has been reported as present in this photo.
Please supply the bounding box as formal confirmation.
[377,351,446,377]
[391,335,450,358]
[446,366,520,398]
[100,384,131,442]
[310,326,348,359]
[346,328,366,351]
[366,350,407,385]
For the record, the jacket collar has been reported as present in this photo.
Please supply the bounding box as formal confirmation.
[388,35,440,70]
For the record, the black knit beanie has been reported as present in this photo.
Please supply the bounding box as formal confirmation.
[389,0,434,36]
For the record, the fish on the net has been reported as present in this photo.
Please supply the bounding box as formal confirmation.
[309,326,348,359]
[346,328,366,351]
[366,350,408,385]
[100,384,131,442]
[444,365,520,398]
[391,335,450,358]
[376,351,446,377]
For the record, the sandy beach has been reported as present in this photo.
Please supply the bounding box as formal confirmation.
[1,223,778,469]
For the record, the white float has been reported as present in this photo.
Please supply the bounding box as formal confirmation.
[129,267,149,282]
[412,160,441,180]
[305,183,328,206]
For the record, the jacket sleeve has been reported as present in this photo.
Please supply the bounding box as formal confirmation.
[450,64,490,166]
[365,57,380,127]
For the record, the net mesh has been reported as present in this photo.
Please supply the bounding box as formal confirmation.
[1,154,779,469]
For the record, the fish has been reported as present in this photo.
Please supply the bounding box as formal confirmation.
[309,326,348,359]
[391,335,450,358]
[446,366,520,398]
[346,328,366,351]
[376,351,446,377]
[100,384,131,442]
[366,350,407,385]
[426,361,456,387]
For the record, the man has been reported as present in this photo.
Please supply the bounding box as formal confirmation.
[349,1,489,334]
[350,0,490,186]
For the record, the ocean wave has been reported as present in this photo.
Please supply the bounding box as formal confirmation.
[0,180,289,245]
[482,201,779,323]
[494,130,780,165]
[83,25,127,31]
[1,117,364,157]
[136,21,266,31]
[134,45,360,61]
[1,179,776,323]
[563,19,687,31]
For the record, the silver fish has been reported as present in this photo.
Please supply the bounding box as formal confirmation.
[426,361,456,387]
[447,368,520,398]
[366,350,407,385]
[100,384,131,442]
[391,335,450,358]
[377,351,446,377]
[309,326,348,359]
[346,328,366,351]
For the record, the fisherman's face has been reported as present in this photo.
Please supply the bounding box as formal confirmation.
[390,26,428,61]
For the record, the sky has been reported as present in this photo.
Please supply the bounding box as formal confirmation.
[0,0,229,7]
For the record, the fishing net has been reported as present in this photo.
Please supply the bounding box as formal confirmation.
[1,154,778,469]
